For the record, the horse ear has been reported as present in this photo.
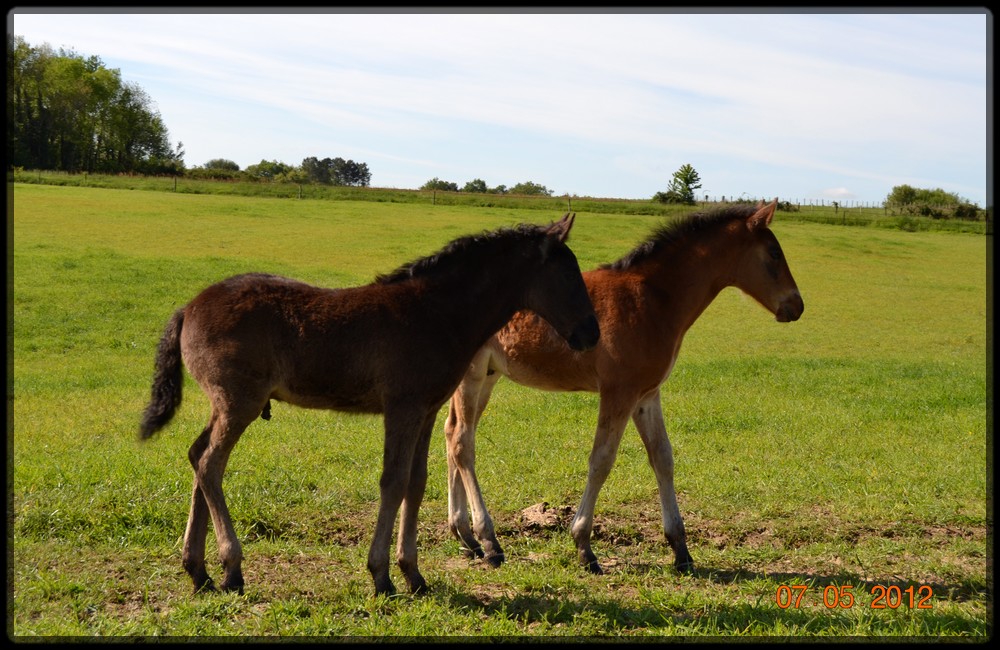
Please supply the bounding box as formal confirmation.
[540,213,575,260]
[546,212,575,243]
[748,198,777,230]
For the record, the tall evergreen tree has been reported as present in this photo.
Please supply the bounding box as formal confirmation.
[654,164,702,205]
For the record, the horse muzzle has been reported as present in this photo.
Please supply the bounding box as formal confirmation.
[566,314,601,351]
[775,292,804,323]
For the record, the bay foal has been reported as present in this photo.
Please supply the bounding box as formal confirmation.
[445,200,803,574]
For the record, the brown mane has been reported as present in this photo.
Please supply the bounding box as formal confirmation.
[602,204,760,271]
[376,223,550,284]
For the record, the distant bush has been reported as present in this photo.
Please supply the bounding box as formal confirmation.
[204,158,240,171]
[186,167,243,181]
[421,177,459,192]
[508,181,553,196]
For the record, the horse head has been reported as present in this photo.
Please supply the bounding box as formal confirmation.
[526,213,600,351]
[738,199,804,323]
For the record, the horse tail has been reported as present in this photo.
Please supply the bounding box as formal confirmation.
[139,309,185,440]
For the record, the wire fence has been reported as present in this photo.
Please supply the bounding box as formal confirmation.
[702,195,891,209]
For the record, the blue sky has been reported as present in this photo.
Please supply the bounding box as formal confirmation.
[9,9,991,206]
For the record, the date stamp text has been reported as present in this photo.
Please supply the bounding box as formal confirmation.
[775,584,934,609]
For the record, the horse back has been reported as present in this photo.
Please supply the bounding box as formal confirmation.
[178,273,420,413]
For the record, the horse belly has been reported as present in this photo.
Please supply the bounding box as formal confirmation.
[274,386,383,414]
[493,337,599,393]
[272,348,386,413]
[507,360,597,392]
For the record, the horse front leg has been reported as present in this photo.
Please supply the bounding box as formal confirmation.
[632,390,694,573]
[396,411,438,594]
[444,355,504,566]
[571,391,633,574]
[367,406,423,597]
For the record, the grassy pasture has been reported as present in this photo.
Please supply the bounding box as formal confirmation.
[9,184,989,638]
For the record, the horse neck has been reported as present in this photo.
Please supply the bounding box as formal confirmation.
[418,257,533,348]
[631,233,741,333]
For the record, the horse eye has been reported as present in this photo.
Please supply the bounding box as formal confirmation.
[768,245,782,261]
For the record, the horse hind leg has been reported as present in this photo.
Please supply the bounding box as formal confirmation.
[183,425,215,593]
[632,390,694,573]
[444,352,504,567]
[184,396,262,594]
[464,375,505,568]
[445,398,482,560]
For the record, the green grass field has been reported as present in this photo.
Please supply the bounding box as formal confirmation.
[10,184,989,638]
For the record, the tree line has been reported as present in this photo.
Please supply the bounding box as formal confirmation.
[188,157,372,186]
[419,177,554,196]
[7,36,372,186]
[7,35,183,175]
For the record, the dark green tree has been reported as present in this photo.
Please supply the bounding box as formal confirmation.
[462,178,488,193]
[421,177,459,191]
[508,180,553,196]
[885,184,968,207]
[109,81,180,174]
[654,164,702,204]
[885,184,919,206]
[245,159,292,181]
[330,157,371,186]
[7,35,182,174]
[301,156,370,186]
[301,156,331,183]
[204,158,240,171]
[885,184,982,220]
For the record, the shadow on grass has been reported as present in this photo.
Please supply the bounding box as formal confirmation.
[428,564,989,637]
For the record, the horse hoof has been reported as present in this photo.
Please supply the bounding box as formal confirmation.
[585,560,604,575]
[193,578,216,595]
[220,571,245,594]
[484,552,505,569]
[408,577,428,595]
[461,545,485,560]
[373,578,397,598]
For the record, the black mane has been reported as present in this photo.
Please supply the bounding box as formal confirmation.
[375,222,549,284]
[602,204,759,271]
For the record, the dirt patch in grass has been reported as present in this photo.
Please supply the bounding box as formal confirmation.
[495,501,986,548]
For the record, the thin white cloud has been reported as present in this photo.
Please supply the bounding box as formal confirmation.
[821,187,857,200]
[9,10,988,204]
